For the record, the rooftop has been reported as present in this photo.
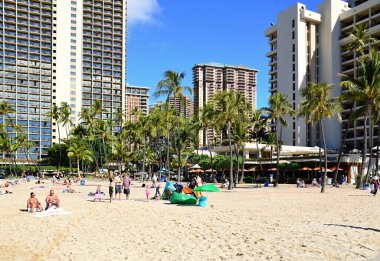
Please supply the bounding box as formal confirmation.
[193,62,258,71]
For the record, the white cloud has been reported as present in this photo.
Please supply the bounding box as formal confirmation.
[128,0,161,25]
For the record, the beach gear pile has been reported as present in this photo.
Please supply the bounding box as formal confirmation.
[164,182,220,206]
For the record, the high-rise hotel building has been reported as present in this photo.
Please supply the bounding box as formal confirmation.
[0,0,126,159]
[168,95,194,119]
[193,63,258,147]
[265,0,380,152]
[125,85,149,122]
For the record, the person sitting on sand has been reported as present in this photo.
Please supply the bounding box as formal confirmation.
[94,185,103,202]
[311,178,320,187]
[63,186,76,193]
[221,179,229,189]
[27,192,43,213]
[45,190,60,209]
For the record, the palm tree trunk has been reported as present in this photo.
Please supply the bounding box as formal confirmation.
[376,123,380,176]
[234,143,239,188]
[66,127,73,176]
[365,111,373,184]
[77,158,81,179]
[228,121,234,190]
[239,144,245,183]
[359,114,368,189]
[175,96,182,182]
[334,108,353,184]
[256,141,264,176]
[142,134,147,172]
[275,130,280,187]
[166,121,170,175]
[98,139,103,170]
[102,137,108,170]
[57,125,61,171]
[321,120,328,193]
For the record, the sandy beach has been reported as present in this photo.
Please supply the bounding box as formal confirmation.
[1,180,380,261]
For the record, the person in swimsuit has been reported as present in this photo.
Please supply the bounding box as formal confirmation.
[109,173,114,203]
[114,174,122,200]
[45,190,60,209]
[123,173,131,200]
[27,192,43,213]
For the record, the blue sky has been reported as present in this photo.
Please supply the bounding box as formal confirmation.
[127,0,325,109]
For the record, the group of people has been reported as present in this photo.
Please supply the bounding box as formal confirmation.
[107,171,131,202]
[26,189,60,213]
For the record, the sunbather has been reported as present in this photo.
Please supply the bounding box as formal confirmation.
[27,192,43,213]
[45,190,60,209]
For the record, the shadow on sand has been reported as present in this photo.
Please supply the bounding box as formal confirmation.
[324,224,380,233]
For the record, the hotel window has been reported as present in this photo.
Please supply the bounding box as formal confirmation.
[292,19,295,28]
[292,31,295,39]
[292,44,295,52]
[293,64,295,72]
[293,74,295,81]
[293,93,295,100]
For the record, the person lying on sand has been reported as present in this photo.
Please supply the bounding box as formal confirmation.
[45,190,60,209]
[27,192,43,213]
[63,186,77,193]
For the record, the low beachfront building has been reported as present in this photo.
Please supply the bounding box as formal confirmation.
[211,143,367,184]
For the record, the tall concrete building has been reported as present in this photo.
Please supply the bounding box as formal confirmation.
[168,95,194,119]
[125,85,149,122]
[0,0,126,159]
[193,62,258,146]
[265,0,380,152]
[339,0,380,151]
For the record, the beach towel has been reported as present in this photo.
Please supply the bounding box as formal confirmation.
[34,208,72,218]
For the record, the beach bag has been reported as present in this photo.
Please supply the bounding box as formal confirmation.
[370,189,376,194]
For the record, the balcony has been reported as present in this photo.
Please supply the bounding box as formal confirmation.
[264,24,277,37]
[266,49,277,57]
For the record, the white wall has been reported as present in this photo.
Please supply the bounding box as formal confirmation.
[318,0,349,150]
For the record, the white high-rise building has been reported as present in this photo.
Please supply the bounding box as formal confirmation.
[265,0,349,149]
[265,0,380,152]
[0,0,127,159]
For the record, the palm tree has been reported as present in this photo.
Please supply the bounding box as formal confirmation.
[68,141,93,179]
[60,102,72,173]
[345,24,376,57]
[210,90,250,190]
[199,104,215,171]
[341,49,380,187]
[46,104,61,170]
[156,70,192,181]
[268,92,295,186]
[333,88,362,184]
[232,121,249,185]
[0,101,15,160]
[250,109,269,180]
[298,82,341,193]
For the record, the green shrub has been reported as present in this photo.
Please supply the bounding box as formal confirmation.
[243,176,254,183]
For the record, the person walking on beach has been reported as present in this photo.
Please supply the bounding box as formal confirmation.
[123,173,131,200]
[109,172,114,203]
[114,174,122,200]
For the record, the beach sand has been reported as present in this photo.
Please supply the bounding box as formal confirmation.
[1,180,380,261]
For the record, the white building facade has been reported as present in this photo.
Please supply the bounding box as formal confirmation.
[266,0,380,152]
